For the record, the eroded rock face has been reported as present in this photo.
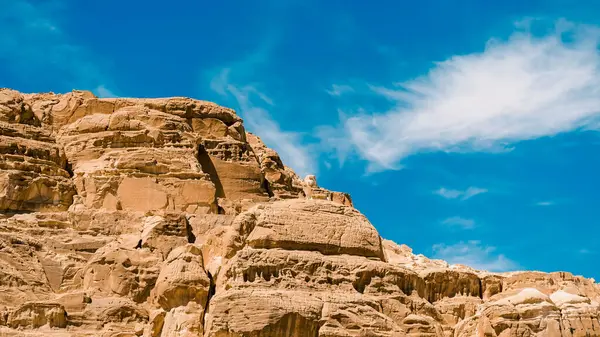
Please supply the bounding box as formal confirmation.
[243,199,384,259]
[0,88,598,336]
[0,89,76,212]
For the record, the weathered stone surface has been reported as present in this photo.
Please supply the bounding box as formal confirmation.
[244,199,384,259]
[0,90,76,212]
[82,240,162,303]
[56,105,218,214]
[246,132,305,200]
[204,289,323,336]
[0,89,599,337]
[140,213,193,259]
[151,244,210,311]
[160,301,206,337]
[6,302,67,329]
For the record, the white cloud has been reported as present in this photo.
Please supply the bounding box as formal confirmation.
[209,67,232,97]
[327,21,600,170]
[434,186,488,200]
[211,68,316,177]
[432,240,518,272]
[0,0,112,91]
[326,84,354,97]
[535,201,555,206]
[442,216,475,229]
[434,188,462,199]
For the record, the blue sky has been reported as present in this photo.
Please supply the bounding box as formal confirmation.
[2,0,600,279]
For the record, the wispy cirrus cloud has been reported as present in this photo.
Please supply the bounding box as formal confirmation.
[324,20,600,171]
[94,85,119,98]
[434,187,488,200]
[205,26,317,177]
[0,0,115,93]
[326,84,355,97]
[535,201,555,206]
[432,240,518,272]
[442,216,475,229]
[209,67,316,177]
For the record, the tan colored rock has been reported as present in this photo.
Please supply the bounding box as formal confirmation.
[384,239,450,271]
[6,302,67,329]
[145,309,166,337]
[434,296,481,327]
[319,294,406,336]
[0,89,39,126]
[247,132,354,207]
[550,289,591,307]
[82,240,161,303]
[243,199,384,259]
[0,89,76,212]
[401,313,444,336]
[140,213,192,258]
[246,132,304,200]
[300,174,354,207]
[160,302,205,337]
[56,105,219,214]
[204,289,322,336]
[454,287,600,337]
[501,271,600,299]
[201,139,270,213]
[1,88,599,337]
[0,232,54,305]
[79,296,149,332]
[151,244,211,310]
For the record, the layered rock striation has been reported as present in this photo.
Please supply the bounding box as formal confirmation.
[0,88,598,336]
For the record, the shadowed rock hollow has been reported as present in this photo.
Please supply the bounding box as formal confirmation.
[0,88,598,336]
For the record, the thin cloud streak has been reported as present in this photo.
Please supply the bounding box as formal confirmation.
[326,84,355,97]
[442,216,475,229]
[94,85,118,98]
[206,30,317,178]
[434,187,488,200]
[211,68,317,177]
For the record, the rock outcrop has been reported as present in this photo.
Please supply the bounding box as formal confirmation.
[0,88,598,336]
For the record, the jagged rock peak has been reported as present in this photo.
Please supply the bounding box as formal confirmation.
[0,88,351,215]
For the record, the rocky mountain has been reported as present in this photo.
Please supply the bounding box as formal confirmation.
[0,88,598,336]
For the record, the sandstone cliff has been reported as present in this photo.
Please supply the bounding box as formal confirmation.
[0,88,598,336]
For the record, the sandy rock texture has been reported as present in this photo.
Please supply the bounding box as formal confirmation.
[0,88,598,336]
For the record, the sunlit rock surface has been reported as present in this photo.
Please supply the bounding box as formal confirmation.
[0,88,598,336]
